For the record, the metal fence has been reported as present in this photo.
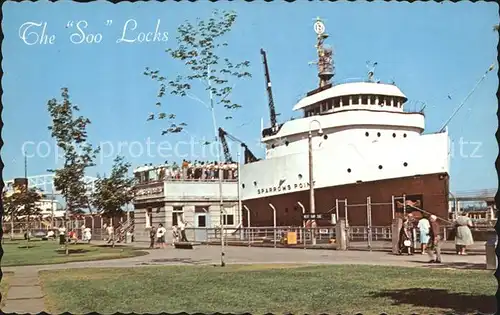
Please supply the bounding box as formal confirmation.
[4,227,108,242]
[180,224,493,250]
[179,226,337,248]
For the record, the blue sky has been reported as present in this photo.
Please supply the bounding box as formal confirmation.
[2,1,498,193]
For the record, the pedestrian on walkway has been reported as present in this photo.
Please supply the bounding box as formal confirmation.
[398,214,414,255]
[454,212,474,255]
[156,223,167,249]
[418,216,430,254]
[149,225,156,249]
[427,215,442,264]
[178,219,189,242]
[172,225,180,244]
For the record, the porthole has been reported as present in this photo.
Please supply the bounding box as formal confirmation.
[285,141,289,146]
[377,132,381,137]
[365,132,369,137]
[378,165,383,170]
[271,143,275,149]
[242,183,246,188]
[392,133,396,138]
[403,133,407,138]
[403,162,408,167]
[323,134,328,140]
[298,174,303,179]
[253,181,257,186]
[347,168,352,173]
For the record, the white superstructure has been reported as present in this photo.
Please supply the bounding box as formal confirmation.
[240,81,450,200]
[240,19,450,201]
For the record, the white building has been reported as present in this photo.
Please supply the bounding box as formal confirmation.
[133,164,241,243]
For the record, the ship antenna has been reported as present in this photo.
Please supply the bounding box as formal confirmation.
[439,63,495,133]
[313,17,334,87]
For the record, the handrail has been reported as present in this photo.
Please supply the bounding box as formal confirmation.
[407,204,454,225]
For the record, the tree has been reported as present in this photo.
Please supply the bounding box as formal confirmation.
[91,156,135,247]
[2,187,43,242]
[144,9,251,134]
[144,9,252,267]
[47,87,99,254]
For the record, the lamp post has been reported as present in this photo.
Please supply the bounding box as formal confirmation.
[308,119,323,246]
[237,147,242,227]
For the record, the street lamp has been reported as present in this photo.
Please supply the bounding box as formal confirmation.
[308,119,323,246]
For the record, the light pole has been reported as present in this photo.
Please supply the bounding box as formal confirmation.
[308,119,323,246]
[236,147,243,239]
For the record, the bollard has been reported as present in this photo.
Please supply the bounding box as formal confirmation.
[391,217,403,255]
[335,219,347,250]
[485,233,497,270]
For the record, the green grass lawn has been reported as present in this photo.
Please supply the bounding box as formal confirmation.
[1,240,148,267]
[39,264,496,314]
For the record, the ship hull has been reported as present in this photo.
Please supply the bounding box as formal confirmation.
[242,172,449,227]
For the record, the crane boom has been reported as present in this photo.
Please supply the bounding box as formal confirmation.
[218,127,233,163]
[261,48,277,131]
[218,127,259,164]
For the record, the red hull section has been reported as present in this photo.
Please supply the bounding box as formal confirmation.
[242,173,449,227]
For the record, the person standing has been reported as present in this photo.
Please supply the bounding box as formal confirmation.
[427,215,442,263]
[172,225,180,244]
[417,216,431,254]
[83,225,92,244]
[178,219,189,242]
[455,213,474,255]
[149,225,156,249]
[106,224,114,244]
[58,224,66,248]
[398,214,414,255]
[156,223,167,249]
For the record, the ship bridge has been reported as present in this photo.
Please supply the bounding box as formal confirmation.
[293,81,409,117]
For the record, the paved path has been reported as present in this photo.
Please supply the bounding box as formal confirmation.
[1,245,490,313]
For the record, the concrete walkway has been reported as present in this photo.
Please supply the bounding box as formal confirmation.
[1,245,491,313]
[2,267,45,313]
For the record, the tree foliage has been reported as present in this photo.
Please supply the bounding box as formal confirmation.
[47,88,99,214]
[2,188,44,219]
[144,9,251,135]
[91,156,135,217]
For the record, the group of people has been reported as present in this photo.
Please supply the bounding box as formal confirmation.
[149,220,189,249]
[398,212,475,263]
[136,160,239,183]
[53,225,93,247]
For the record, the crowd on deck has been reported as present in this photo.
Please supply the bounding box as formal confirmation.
[135,160,239,183]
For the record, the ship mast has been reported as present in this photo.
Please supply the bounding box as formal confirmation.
[314,17,334,87]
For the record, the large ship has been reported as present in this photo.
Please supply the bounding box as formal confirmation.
[239,19,450,227]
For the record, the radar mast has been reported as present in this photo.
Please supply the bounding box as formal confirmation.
[313,17,334,87]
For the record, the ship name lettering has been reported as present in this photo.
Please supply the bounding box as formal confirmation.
[256,182,314,195]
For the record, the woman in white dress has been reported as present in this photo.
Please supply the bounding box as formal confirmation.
[455,213,474,255]
[82,225,92,243]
